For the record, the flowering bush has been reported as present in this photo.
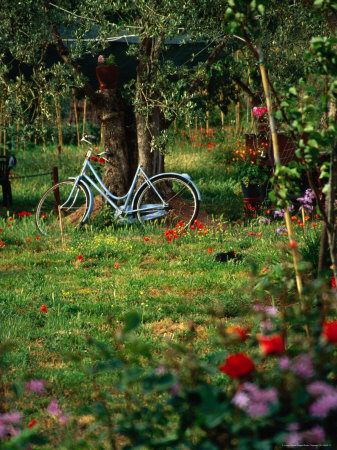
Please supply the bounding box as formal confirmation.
[97,54,116,66]
[253,106,268,121]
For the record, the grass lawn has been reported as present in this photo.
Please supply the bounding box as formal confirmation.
[0,127,320,447]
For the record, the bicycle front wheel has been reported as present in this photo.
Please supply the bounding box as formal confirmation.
[133,174,199,228]
[35,180,90,235]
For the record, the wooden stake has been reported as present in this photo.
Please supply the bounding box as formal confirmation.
[55,96,63,151]
[41,116,46,152]
[72,90,80,147]
[219,90,224,129]
[257,43,303,302]
[82,98,87,136]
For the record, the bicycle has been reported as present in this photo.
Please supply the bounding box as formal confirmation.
[35,135,201,235]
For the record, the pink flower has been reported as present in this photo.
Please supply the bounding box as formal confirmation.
[98,55,105,64]
[26,379,46,394]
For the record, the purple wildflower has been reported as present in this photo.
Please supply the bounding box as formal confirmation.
[232,383,278,418]
[302,425,326,444]
[260,319,274,331]
[274,209,284,218]
[232,391,250,408]
[26,379,46,394]
[286,423,299,432]
[278,356,291,370]
[292,354,314,379]
[0,412,22,424]
[309,392,337,418]
[276,226,287,235]
[265,306,278,316]
[259,217,271,224]
[284,432,302,446]
[47,400,68,425]
[307,381,335,397]
[247,402,269,417]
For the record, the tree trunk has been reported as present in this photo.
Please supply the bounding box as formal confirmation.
[96,90,130,196]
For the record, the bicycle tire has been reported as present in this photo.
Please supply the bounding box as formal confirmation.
[133,174,199,228]
[35,180,90,235]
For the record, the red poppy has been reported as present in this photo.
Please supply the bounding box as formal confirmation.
[258,334,285,355]
[249,232,255,236]
[99,157,105,164]
[312,223,317,227]
[114,262,119,269]
[9,217,13,221]
[0,229,2,232]
[144,237,149,242]
[207,248,212,253]
[219,353,255,379]
[41,305,47,313]
[226,326,247,342]
[28,419,37,429]
[91,156,98,162]
[261,267,268,273]
[36,236,41,241]
[331,276,336,288]
[291,216,297,221]
[322,320,337,343]
[77,255,83,260]
[289,240,297,249]
[190,225,195,230]
[7,224,11,227]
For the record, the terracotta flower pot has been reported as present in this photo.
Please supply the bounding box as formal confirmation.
[96,65,119,90]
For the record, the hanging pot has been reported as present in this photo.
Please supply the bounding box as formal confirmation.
[96,65,119,90]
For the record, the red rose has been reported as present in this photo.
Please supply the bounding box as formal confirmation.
[219,353,255,378]
[258,334,285,355]
[322,320,337,344]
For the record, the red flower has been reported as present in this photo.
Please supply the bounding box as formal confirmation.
[249,232,255,236]
[226,326,247,342]
[291,216,297,221]
[77,255,83,260]
[28,419,37,429]
[36,236,41,241]
[261,267,267,273]
[114,262,119,269]
[41,305,47,313]
[219,353,255,379]
[289,240,297,249]
[26,238,31,242]
[7,224,11,227]
[9,217,13,221]
[144,237,149,242]
[91,156,98,162]
[0,229,2,232]
[207,248,212,253]
[99,157,105,164]
[322,320,337,344]
[331,276,336,288]
[258,334,285,355]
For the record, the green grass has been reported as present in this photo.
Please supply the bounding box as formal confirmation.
[0,129,320,446]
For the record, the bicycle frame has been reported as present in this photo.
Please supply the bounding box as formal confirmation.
[65,149,168,224]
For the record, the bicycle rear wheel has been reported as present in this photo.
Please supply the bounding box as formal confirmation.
[35,180,90,235]
[133,174,199,228]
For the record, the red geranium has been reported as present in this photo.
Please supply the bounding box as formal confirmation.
[322,320,337,344]
[219,353,255,379]
[258,334,285,355]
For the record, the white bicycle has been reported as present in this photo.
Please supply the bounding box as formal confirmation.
[35,135,201,235]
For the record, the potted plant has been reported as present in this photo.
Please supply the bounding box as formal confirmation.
[233,141,270,200]
[96,54,119,90]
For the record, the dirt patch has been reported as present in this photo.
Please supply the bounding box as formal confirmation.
[148,318,208,340]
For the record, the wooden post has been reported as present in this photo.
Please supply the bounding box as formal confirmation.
[55,96,63,152]
[41,116,46,152]
[72,89,80,147]
[257,43,303,302]
[52,166,60,216]
[82,98,87,136]
[219,90,225,129]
